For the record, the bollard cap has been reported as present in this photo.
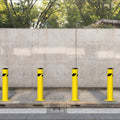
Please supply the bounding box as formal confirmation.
[3,68,8,69]
[108,68,113,69]
[38,68,43,69]
[72,68,78,69]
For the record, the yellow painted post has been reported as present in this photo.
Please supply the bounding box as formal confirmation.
[35,68,45,101]
[0,68,10,101]
[70,68,80,101]
[105,68,115,102]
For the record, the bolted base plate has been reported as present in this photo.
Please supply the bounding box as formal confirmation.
[0,100,10,102]
[35,99,45,102]
[104,99,116,102]
[70,99,80,102]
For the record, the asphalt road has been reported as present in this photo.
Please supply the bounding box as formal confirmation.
[0,108,120,120]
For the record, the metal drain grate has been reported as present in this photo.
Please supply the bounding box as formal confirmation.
[47,108,67,113]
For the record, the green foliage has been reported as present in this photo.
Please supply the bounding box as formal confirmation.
[75,0,120,27]
[0,0,120,28]
[44,14,59,28]
[38,0,60,28]
[12,2,39,27]
[0,0,8,27]
[63,0,81,28]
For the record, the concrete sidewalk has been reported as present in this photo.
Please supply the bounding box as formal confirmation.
[0,88,120,108]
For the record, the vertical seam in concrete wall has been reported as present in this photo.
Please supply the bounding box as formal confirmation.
[32,30,34,87]
[6,30,8,68]
[75,29,77,68]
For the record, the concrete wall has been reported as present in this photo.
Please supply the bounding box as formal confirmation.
[0,29,120,88]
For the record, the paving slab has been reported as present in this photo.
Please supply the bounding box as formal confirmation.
[0,88,120,108]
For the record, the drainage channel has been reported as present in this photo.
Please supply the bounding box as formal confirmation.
[47,108,67,113]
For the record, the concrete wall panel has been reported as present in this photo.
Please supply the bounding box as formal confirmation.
[0,29,120,88]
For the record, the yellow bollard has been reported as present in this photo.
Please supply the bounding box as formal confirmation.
[105,68,116,102]
[0,68,10,101]
[70,68,80,101]
[35,68,45,101]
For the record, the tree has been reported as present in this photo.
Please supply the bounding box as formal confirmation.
[75,0,120,26]
[2,0,57,28]
[1,0,120,28]
[44,14,59,28]
[63,0,81,28]
[36,0,60,28]
[40,0,67,28]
